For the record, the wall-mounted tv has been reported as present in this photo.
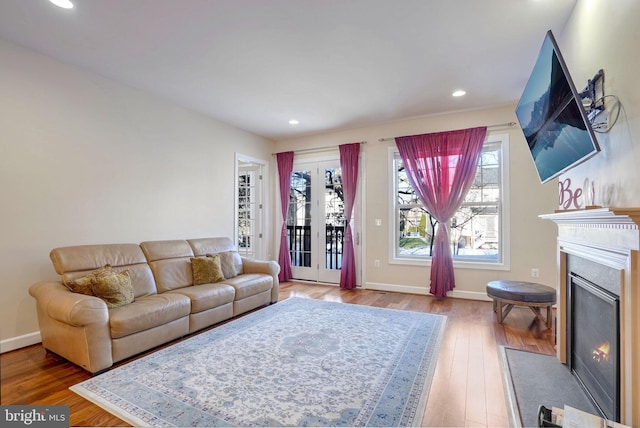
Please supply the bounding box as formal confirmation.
[515,30,600,184]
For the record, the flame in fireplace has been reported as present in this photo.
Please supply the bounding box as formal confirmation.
[592,341,610,363]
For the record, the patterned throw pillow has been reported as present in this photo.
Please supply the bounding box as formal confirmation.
[91,270,134,309]
[207,251,239,279]
[191,255,225,285]
[64,264,113,296]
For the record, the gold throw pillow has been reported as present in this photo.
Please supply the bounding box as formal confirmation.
[191,255,225,285]
[64,264,113,296]
[91,270,134,309]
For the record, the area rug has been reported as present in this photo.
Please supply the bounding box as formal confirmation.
[500,346,599,427]
[70,297,447,427]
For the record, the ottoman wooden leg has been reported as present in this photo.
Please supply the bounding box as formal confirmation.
[546,304,552,329]
[502,303,514,321]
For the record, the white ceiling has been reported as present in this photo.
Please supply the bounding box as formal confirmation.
[0,0,577,141]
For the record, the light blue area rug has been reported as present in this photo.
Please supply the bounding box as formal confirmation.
[70,297,447,427]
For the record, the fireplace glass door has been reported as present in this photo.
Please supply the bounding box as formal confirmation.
[570,274,620,421]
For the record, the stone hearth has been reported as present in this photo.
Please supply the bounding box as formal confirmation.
[541,208,640,426]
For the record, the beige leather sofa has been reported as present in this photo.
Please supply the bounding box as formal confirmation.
[29,237,279,374]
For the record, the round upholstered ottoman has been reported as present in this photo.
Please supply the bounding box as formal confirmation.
[486,280,556,329]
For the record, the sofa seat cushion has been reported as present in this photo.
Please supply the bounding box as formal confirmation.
[167,283,235,314]
[222,274,272,300]
[109,293,191,339]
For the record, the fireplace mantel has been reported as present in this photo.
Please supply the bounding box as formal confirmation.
[540,207,640,426]
[540,207,640,252]
[540,207,640,227]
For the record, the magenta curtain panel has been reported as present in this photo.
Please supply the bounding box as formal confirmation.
[338,143,361,289]
[276,151,294,282]
[395,127,487,298]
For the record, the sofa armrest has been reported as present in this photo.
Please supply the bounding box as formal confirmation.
[29,281,113,373]
[241,258,280,303]
[29,281,109,326]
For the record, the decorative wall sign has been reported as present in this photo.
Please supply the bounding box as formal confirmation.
[583,178,598,207]
[559,178,583,210]
[558,178,600,211]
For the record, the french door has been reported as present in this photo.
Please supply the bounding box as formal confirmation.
[287,159,358,283]
[235,155,266,260]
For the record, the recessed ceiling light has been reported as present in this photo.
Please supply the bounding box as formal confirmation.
[288,119,299,125]
[49,0,74,9]
[452,90,466,97]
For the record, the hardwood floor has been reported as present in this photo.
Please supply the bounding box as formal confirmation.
[1,282,556,427]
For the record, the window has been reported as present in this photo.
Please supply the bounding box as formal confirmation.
[390,134,509,268]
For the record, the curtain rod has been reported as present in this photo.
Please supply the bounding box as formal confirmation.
[272,141,366,156]
[376,121,517,142]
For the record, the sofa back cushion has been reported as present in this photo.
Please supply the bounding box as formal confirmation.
[50,244,157,299]
[140,240,195,293]
[188,237,243,278]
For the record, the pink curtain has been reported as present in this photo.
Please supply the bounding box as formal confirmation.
[276,151,294,282]
[395,127,487,298]
[339,143,360,289]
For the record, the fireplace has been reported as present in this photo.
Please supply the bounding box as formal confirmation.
[540,207,640,427]
[568,270,620,420]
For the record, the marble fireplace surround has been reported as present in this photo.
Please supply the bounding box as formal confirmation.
[540,208,640,427]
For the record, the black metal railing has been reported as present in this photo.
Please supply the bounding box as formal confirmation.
[325,225,344,270]
[287,225,344,270]
[288,225,312,267]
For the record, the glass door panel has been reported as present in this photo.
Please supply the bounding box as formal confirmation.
[289,169,314,279]
[287,167,316,281]
[321,166,344,283]
[237,170,256,258]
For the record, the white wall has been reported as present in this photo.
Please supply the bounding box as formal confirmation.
[275,105,560,298]
[559,0,640,207]
[0,39,275,350]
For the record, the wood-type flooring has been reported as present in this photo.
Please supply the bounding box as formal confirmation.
[1,281,556,427]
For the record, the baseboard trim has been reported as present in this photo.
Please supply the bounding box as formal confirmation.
[364,281,492,302]
[1,331,41,354]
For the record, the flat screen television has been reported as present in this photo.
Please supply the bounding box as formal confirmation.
[515,30,600,184]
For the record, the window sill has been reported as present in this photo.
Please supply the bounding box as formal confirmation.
[389,257,510,271]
